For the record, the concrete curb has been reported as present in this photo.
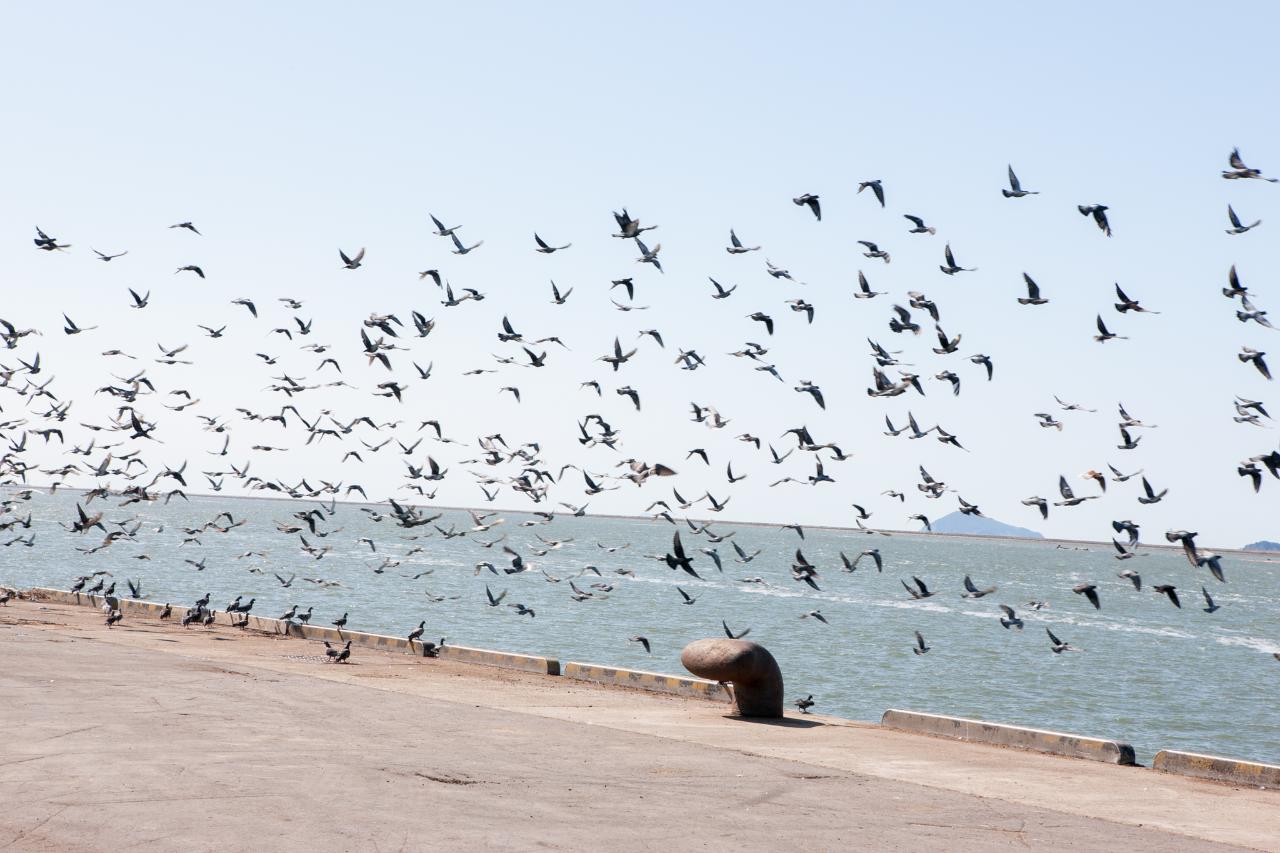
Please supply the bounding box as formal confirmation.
[881,709,1136,765]
[563,661,731,702]
[440,644,560,675]
[30,588,124,611]
[26,588,560,675]
[29,589,295,633]
[1153,750,1280,788]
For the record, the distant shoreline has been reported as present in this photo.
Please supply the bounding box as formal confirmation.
[5,482,1277,562]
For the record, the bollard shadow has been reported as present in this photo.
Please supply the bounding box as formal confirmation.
[724,715,825,729]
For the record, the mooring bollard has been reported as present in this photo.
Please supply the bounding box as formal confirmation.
[680,638,783,718]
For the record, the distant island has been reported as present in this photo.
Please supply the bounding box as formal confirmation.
[928,511,1044,539]
[1244,540,1280,552]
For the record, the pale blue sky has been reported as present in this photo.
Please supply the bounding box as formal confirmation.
[2,2,1278,546]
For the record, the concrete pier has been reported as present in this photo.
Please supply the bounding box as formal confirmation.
[2,598,1277,852]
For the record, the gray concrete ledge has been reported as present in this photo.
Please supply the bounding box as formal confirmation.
[26,587,559,675]
[881,709,1137,765]
[563,661,731,702]
[1153,750,1280,788]
[438,643,560,675]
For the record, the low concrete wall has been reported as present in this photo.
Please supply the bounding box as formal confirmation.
[30,589,294,633]
[30,588,125,611]
[1153,750,1280,788]
[26,588,559,675]
[293,622,559,674]
[563,661,731,702]
[440,644,560,676]
[31,589,112,602]
[881,709,1136,765]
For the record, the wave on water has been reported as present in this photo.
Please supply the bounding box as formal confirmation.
[1030,611,1198,640]
[1214,635,1280,654]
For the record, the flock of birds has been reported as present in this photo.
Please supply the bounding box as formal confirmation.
[3,148,1280,714]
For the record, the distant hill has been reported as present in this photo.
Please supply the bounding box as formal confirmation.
[929,511,1044,539]
[1244,540,1280,552]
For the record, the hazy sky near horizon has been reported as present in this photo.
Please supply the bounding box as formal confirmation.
[2,2,1278,546]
